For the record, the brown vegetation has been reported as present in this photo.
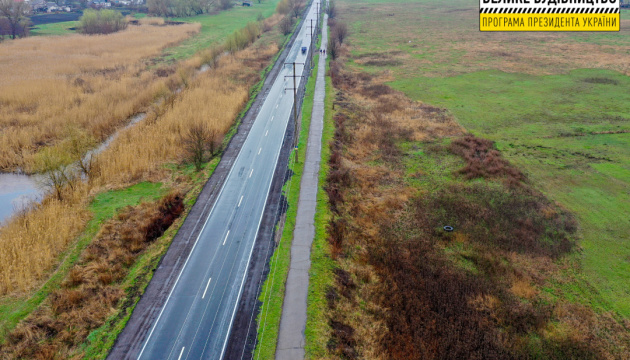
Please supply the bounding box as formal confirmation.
[0,22,200,173]
[0,193,184,359]
[449,134,525,187]
[322,58,630,359]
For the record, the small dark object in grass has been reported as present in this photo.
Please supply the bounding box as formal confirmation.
[444,225,454,232]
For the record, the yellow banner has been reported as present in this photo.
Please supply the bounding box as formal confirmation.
[480,13,620,32]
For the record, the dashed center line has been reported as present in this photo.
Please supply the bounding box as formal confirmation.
[223,230,230,246]
[202,277,212,299]
[238,195,243,207]
[276,104,278,109]
[249,169,253,178]
[271,116,274,122]
[258,148,262,155]
[265,130,268,137]
[177,347,185,360]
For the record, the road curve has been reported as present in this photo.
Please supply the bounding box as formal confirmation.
[134,3,319,360]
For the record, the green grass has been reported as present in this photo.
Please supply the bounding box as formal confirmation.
[30,21,78,36]
[390,69,630,316]
[164,0,282,62]
[337,0,630,318]
[304,60,335,360]
[253,49,321,359]
[0,182,164,344]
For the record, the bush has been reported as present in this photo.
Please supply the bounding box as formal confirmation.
[276,0,291,14]
[79,9,127,35]
[279,15,293,35]
[224,21,260,53]
[219,0,233,10]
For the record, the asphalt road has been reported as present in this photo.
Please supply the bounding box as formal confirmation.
[136,3,319,360]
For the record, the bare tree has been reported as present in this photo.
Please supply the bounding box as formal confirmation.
[290,0,301,18]
[66,127,96,179]
[332,21,347,45]
[327,0,336,19]
[279,15,293,35]
[35,148,76,201]
[327,36,339,60]
[0,0,30,39]
[183,123,221,171]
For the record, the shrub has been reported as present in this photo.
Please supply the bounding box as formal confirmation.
[219,0,233,10]
[279,15,293,35]
[276,0,291,14]
[79,9,127,35]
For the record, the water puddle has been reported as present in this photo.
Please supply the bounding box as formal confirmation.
[0,173,43,225]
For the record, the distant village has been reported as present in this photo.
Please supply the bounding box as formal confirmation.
[22,0,144,13]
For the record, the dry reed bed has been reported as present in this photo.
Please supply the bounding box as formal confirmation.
[0,23,200,172]
[0,189,89,295]
[0,38,279,296]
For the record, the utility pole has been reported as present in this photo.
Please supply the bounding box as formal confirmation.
[284,62,304,160]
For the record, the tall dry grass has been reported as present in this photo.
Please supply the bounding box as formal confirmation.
[94,44,277,185]
[0,185,89,294]
[0,22,200,172]
[0,36,279,295]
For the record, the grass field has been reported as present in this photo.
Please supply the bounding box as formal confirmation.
[166,0,282,61]
[337,0,630,319]
[30,21,78,36]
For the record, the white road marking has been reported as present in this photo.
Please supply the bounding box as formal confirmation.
[271,116,274,122]
[265,130,268,137]
[249,169,253,178]
[219,5,320,358]
[177,347,185,360]
[223,230,230,246]
[276,104,278,109]
[202,278,212,299]
[258,148,262,155]
[238,195,243,207]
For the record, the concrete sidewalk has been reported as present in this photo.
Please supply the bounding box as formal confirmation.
[275,11,328,360]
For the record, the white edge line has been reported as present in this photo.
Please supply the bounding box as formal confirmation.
[202,278,212,299]
[177,347,185,360]
[223,230,230,246]
[137,55,264,358]
[218,96,295,360]
[218,3,316,353]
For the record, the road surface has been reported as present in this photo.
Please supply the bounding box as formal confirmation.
[135,3,319,360]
